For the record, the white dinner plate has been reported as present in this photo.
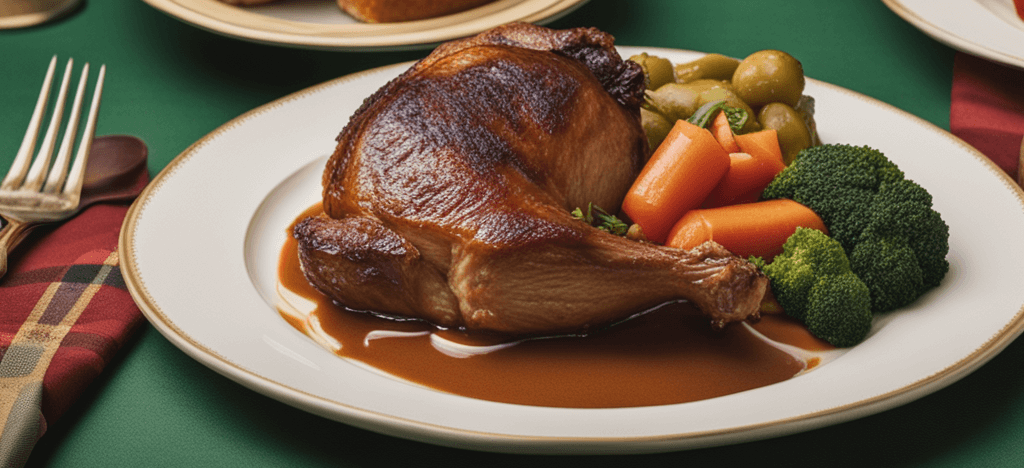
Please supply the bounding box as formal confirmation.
[120,46,1024,454]
[884,0,1024,69]
[141,0,589,51]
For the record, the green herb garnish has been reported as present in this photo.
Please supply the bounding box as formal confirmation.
[572,203,630,236]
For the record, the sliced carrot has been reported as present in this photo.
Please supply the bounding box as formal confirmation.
[734,129,784,167]
[622,119,730,244]
[665,199,827,260]
[702,151,787,208]
[710,111,740,153]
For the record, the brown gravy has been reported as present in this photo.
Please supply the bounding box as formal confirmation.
[278,204,833,408]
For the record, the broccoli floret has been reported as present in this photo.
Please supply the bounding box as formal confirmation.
[862,179,950,290]
[805,273,873,347]
[849,236,922,312]
[753,228,872,347]
[761,144,949,312]
[758,227,846,322]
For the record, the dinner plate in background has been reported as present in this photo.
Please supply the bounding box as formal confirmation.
[141,0,589,51]
[119,47,1024,454]
[884,0,1024,69]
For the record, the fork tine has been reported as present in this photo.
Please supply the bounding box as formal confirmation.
[23,58,74,192]
[61,64,105,200]
[1,55,57,191]
[43,61,89,193]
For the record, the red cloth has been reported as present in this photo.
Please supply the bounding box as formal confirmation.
[1,204,142,425]
[0,136,148,467]
[949,52,1024,176]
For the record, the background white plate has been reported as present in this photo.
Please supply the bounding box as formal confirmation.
[884,0,1024,69]
[141,0,590,51]
[120,47,1024,454]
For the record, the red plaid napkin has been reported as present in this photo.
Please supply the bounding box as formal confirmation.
[950,52,1024,177]
[0,150,147,466]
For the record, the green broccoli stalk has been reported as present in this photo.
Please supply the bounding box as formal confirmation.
[751,227,872,347]
[761,144,949,313]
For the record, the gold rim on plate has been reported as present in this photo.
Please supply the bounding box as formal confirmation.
[883,0,1024,70]
[118,48,1024,454]
[142,0,591,50]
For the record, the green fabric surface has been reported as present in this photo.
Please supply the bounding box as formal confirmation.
[3,0,1021,466]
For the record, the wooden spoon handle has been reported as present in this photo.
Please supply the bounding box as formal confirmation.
[0,217,36,279]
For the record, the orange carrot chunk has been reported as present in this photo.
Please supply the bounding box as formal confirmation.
[735,129,785,167]
[665,199,827,260]
[702,151,786,208]
[622,119,730,244]
[710,111,741,153]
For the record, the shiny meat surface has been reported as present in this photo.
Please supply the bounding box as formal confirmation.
[294,23,767,335]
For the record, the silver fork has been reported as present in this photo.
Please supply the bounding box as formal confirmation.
[0,56,105,278]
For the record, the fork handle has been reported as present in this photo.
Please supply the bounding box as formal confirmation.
[0,217,35,279]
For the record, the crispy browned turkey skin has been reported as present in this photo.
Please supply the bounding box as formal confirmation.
[294,23,767,336]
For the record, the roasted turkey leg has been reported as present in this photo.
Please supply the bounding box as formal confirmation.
[294,23,767,336]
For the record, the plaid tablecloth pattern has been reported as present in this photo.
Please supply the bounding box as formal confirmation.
[0,204,142,467]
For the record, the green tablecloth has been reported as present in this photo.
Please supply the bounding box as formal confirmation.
[4,0,1023,466]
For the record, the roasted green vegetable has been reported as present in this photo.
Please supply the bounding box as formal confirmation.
[732,49,805,108]
[761,144,950,312]
[751,228,873,347]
